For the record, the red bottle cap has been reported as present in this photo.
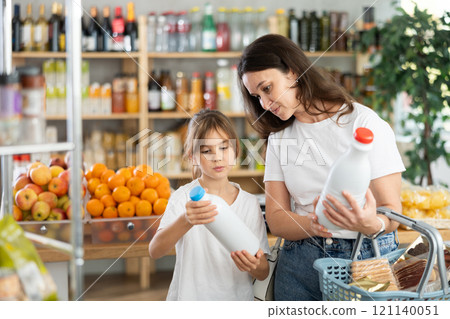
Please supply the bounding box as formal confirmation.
[354,127,374,144]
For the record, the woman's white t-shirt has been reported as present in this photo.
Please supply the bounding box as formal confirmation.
[264,102,405,238]
[158,179,270,300]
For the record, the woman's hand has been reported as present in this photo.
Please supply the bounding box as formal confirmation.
[231,249,264,273]
[308,196,333,238]
[322,188,380,235]
[184,199,218,226]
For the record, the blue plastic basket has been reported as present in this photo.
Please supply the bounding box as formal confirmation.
[313,248,450,301]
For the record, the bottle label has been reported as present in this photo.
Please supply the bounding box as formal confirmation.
[161,90,176,110]
[34,25,42,42]
[202,30,217,50]
[148,90,161,110]
[22,25,32,46]
[124,35,131,51]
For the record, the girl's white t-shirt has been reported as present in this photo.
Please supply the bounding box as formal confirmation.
[264,102,406,238]
[158,179,270,301]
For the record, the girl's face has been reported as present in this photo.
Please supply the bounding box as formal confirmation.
[194,129,236,180]
[242,68,301,121]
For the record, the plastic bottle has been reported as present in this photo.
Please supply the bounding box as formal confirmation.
[155,14,168,52]
[229,8,242,51]
[216,59,232,112]
[203,71,216,110]
[176,11,190,52]
[188,72,204,113]
[242,7,256,48]
[201,3,217,52]
[255,7,269,39]
[166,11,177,52]
[230,64,243,112]
[188,6,202,52]
[189,185,260,255]
[147,12,157,52]
[216,7,230,52]
[315,127,374,233]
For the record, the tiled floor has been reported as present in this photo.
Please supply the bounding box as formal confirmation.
[82,271,172,301]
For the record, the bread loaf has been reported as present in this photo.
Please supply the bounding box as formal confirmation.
[351,258,398,291]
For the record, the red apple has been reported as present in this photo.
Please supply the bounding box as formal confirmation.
[66,205,85,220]
[58,170,70,184]
[49,157,68,170]
[49,208,67,220]
[31,201,51,221]
[15,188,38,211]
[27,161,45,178]
[30,165,52,186]
[38,191,58,209]
[13,205,23,221]
[49,165,65,178]
[23,183,44,196]
[14,176,32,191]
[48,177,68,197]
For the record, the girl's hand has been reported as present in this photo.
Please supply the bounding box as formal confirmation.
[185,200,218,226]
[231,248,264,273]
[322,188,379,234]
[308,196,333,238]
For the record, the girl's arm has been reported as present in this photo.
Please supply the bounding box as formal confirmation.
[265,181,332,241]
[231,249,269,281]
[148,200,218,259]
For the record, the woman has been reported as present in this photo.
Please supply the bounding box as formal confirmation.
[237,34,405,301]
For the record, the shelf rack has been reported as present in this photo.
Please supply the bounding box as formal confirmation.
[0,0,84,300]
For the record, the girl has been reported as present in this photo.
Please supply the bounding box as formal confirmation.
[238,34,405,300]
[148,109,270,301]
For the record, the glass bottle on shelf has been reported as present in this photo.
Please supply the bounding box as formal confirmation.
[229,7,242,51]
[242,7,256,48]
[320,11,330,51]
[12,4,22,52]
[175,71,189,112]
[59,6,66,52]
[34,4,49,51]
[299,11,309,51]
[288,9,299,46]
[177,11,190,52]
[112,74,126,113]
[201,2,216,52]
[85,6,99,52]
[125,75,139,113]
[216,59,232,112]
[124,2,139,52]
[99,6,113,52]
[189,72,204,113]
[309,11,320,52]
[203,71,216,110]
[276,8,288,38]
[188,6,201,52]
[22,3,34,51]
[160,70,176,111]
[48,2,60,52]
[216,7,230,52]
[148,70,161,112]
[112,6,125,51]
[147,12,157,52]
[255,7,269,39]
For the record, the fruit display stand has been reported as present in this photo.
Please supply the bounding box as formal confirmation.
[0,0,84,300]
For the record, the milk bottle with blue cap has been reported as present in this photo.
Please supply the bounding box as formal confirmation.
[189,185,259,255]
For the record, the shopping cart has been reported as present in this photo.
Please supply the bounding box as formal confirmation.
[313,207,450,301]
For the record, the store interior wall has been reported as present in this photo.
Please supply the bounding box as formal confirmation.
[11,0,401,274]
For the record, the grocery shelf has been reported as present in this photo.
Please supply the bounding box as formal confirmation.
[12,51,140,59]
[147,51,355,59]
[164,169,264,179]
[0,142,74,156]
[147,111,246,119]
[46,113,141,120]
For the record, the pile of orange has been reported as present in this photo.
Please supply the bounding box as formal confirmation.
[85,163,170,219]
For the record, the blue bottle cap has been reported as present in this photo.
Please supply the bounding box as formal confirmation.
[189,185,205,201]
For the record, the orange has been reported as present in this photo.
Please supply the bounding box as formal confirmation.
[116,167,132,183]
[112,185,131,203]
[133,164,153,178]
[87,177,101,195]
[129,195,140,206]
[136,200,152,216]
[143,174,160,189]
[154,172,170,186]
[156,183,171,199]
[141,188,158,204]
[86,198,104,217]
[101,169,115,184]
[153,198,168,215]
[118,201,135,218]
[85,170,93,181]
[94,183,111,199]
[90,163,108,179]
[107,174,126,190]
[103,206,118,218]
[100,194,117,207]
[126,177,145,196]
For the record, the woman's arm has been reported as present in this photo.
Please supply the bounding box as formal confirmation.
[265,181,332,241]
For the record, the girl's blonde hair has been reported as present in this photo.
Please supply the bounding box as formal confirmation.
[183,109,240,179]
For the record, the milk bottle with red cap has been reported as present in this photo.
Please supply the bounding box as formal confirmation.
[189,185,260,255]
[315,127,374,233]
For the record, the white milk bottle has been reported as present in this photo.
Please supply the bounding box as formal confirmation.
[189,185,259,255]
[315,127,374,233]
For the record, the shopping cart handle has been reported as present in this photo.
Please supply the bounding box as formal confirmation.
[377,206,449,297]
